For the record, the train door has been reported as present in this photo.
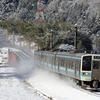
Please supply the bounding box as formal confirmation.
[92,60,100,79]
[58,58,60,72]
[54,55,57,72]
[66,58,70,75]
[71,59,79,78]
[65,59,68,74]
[75,60,80,79]
[55,57,59,72]
[52,55,55,71]
[59,58,66,74]
[74,60,76,77]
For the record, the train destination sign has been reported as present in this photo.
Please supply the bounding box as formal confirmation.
[94,56,100,59]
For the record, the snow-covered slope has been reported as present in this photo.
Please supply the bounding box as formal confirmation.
[0,29,46,100]
[28,69,100,100]
[0,64,45,100]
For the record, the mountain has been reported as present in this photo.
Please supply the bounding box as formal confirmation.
[0,0,100,34]
[0,0,36,21]
[44,0,100,34]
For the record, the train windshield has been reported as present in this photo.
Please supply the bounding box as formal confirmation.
[82,56,92,71]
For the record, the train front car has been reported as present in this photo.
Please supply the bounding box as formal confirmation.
[0,49,9,66]
[81,54,100,90]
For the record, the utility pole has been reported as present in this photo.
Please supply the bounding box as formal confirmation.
[50,29,53,49]
[74,25,77,49]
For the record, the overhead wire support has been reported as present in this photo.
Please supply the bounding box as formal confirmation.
[33,33,51,39]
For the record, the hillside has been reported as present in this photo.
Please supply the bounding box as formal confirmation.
[0,0,100,51]
[45,0,100,29]
[0,0,100,33]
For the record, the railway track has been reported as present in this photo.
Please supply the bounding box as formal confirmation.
[23,79,100,100]
[23,80,55,100]
[0,65,54,100]
[1,65,100,100]
[75,85,100,97]
[90,90,100,97]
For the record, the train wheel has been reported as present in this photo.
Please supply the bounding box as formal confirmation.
[76,80,81,86]
[81,81,87,89]
[92,80,99,88]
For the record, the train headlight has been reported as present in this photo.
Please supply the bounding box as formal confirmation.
[83,72,88,75]
[85,73,88,75]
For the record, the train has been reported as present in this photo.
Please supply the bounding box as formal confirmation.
[34,50,100,90]
[0,47,31,67]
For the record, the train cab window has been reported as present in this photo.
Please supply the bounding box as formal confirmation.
[93,61,99,69]
[82,56,91,71]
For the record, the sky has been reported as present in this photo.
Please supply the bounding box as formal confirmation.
[0,28,100,100]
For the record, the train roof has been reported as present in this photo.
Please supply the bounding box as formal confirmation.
[34,50,100,58]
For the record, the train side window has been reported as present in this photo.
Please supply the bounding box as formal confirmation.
[67,60,70,68]
[60,59,62,67]
[58,58,59,67]
[66,59,70,68]
[66,60,68,68]
[63,59,65,67]
[76,61,80,70]
[73,61,78,70]
[50,56,52,64]
[42,56,44,62]
[61,59,65,67]
[52,57,55,65]
[46,56,48,64]
[93,61,99,69]
[72,61,76,69]
[56,58,58,66]
[62,59,64,67]
[75,61,77,69]
[69,59,72,68]
[44,56,46,62]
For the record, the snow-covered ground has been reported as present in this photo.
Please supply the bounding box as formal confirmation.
[0,28,46,100]
[0,28,100,100]
[0,66,45,100]
[0,57,100,100]
[28,69,100,100]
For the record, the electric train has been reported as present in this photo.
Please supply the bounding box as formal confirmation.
[34,50,100,90]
